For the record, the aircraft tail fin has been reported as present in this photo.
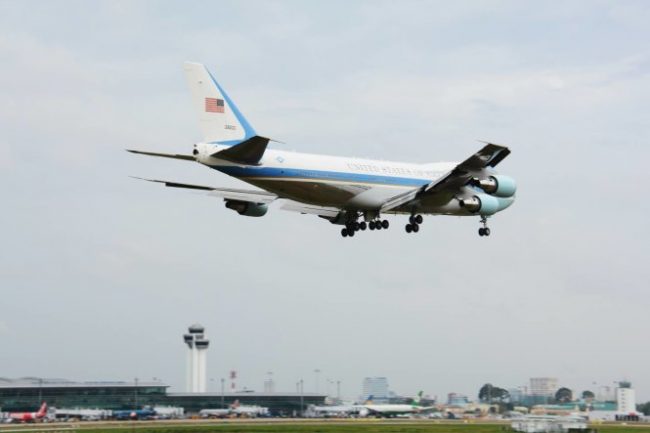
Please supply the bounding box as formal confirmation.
[414,391,424,405]
[37,403,47,417]
[184,62,256,144]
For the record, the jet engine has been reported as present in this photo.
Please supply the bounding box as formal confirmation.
[225,200,269,217]
[473,175,516,197]
[458,194,500,215]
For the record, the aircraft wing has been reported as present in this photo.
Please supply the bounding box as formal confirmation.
[131,177,277,204]
[279,201,340,218]
[132,177,344,219]
[381,142,510,211]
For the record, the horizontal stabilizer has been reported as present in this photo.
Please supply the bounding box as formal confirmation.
[212,135,269,165]
[126,149,195,161]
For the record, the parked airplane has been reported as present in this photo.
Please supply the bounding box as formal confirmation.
[113,407,156,420]
[6,402,47,423]
[199,400,268,418]
[129,62,516,238]
[359,392,435,417]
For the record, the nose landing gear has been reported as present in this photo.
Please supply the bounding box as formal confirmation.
[478,215,491,237]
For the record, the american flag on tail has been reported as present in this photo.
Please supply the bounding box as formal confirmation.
[205,97,224,113]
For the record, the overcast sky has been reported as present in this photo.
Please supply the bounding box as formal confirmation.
[1,0,649,402]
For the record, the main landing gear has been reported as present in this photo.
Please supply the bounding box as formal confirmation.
[405,214,423,234]
[368,219,389,231]
[341,218,389,238]
[478,215,491,237]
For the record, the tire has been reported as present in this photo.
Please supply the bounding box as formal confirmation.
[478,228,484,236]
[409,215,415,224]
[353,222,360,231]
[405,224,412,233]
[484,227,491,236]
[412,223,420,233]
[415,214,423,224]
[359,221,367,231]
[382,220,389,229]
[376,222,382,230]
[348,229,355,237]
[341,228,348,237]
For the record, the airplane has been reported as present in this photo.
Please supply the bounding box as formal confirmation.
[199,408,231,418]
[6,402,47,423]
[358,391,435,417]
[113,407,156,420]
[309,392,434,418]
[199,400,268,418]
[129,62,516,238]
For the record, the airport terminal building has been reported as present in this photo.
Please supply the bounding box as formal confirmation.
[0,378,325,416]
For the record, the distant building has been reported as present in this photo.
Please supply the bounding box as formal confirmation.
[616,382,637,415]
[447,393,469,406]
[361,377,389,403]
[264,378,275,393]
[509,387,525,404]
[530,378,558,398]
[0,378,325,416]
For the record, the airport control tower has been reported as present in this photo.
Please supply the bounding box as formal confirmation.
[184,324,209,393]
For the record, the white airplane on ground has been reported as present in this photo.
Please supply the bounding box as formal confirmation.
[310,392,434,418]
[199,400,268,418]
[129,62,516,238]
[358,392,436,417]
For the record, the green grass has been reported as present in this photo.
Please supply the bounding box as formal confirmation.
[3,421,650,433]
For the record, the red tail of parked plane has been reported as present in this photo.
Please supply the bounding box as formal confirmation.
[7,402,47,422]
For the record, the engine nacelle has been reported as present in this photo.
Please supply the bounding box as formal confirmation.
[225,200,268,217]
[474,175,516,198]
[458,194,500,215]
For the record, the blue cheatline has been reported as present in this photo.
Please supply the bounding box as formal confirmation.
[213,165,432,187]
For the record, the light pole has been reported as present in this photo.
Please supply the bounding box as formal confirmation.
[299,379,304,416]
[221,378,225,408]
[313,369,321,393]
[134,377,139,410]
[337,380,341,401]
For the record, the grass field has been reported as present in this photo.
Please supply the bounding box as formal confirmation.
[2,420,650,433]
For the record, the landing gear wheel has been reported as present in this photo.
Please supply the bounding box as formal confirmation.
[348,229,355,237]
[369,221,376,230]
[341,228,349,237]
[359,221,367,231]
[353,222,360,231]
[409,215,416,224]
[375,221,382,230]
[405,224,413,233]
[415,215,423,224]
[412,223,420,233]
[478,215,491,237]
[381,220,389,229]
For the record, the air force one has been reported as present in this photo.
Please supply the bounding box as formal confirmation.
[129,62,516,238]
